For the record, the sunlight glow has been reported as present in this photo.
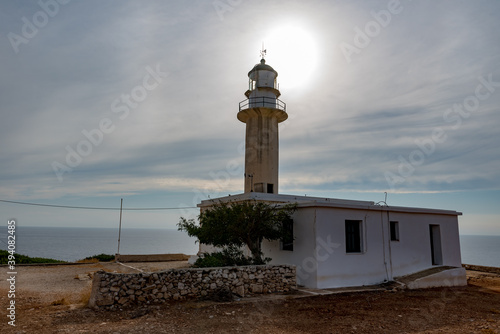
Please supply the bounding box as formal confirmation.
[263,25,319,90]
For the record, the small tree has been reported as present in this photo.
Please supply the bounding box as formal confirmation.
[178,200,296,264]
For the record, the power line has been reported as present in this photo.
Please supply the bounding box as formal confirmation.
[0,199,197,211]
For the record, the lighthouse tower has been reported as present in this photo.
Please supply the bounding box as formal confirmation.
[237,55,287,194]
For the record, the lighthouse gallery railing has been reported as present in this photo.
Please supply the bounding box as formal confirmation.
[239,97,286,112]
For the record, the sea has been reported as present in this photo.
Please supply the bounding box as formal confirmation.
[0,226,499,267]
[0,226,199,262]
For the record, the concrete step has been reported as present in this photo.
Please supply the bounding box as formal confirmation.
[394,266,467,289]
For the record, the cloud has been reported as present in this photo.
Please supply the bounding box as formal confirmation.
[0,0,499,231]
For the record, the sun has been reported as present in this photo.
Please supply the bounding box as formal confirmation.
[263,25,319,90]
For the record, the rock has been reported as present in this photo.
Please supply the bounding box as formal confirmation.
[233,285,245,297]
[117,297,128,305]
[250,284,263,293]
[205,286,233,302]
[76,274,91,281]
[96,295,114,306]
[128,308,149,319]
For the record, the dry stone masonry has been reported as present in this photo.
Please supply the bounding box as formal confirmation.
[88,265,296,309]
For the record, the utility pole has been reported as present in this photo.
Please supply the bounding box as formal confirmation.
[116,198,123,259]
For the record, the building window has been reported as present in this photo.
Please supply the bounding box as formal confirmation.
[345,220,362,253]
[390,221,399,241]
[281,218,293,251]
[267,183,274,194]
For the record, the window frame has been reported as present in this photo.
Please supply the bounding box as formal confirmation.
[390,221,400,241]
[345,220,363,253]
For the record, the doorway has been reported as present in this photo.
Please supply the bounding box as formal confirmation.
[429,224,443,265]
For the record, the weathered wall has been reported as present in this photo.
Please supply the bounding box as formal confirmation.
[88,265,296,309]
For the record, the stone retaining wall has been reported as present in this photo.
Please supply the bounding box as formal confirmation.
[88,265,296,309]
[463,264,500,275]
[115,253,189,262]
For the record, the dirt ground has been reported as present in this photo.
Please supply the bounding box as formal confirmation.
[1,262,499,333]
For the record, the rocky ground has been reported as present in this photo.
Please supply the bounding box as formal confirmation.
[1,262,499,333]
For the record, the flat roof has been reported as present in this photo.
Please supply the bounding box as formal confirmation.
[198,192,462,216]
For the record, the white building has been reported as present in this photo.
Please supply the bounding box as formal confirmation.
[198,56,466,289]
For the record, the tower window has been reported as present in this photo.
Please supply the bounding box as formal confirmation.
[249,79,256,91]
[390,221,399,241]
[267,183,274,194]
[345,220,362,253]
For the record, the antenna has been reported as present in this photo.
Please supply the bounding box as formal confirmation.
[245,173,254,192]
[260,42,267,60]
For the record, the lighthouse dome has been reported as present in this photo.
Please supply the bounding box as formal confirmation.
[248,59,278,77]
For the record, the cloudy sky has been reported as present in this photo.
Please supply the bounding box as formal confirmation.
[0,0,499,235]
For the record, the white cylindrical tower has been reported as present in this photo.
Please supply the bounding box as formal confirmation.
[237,58,287,194]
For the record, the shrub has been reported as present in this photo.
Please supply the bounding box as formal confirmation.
[0,250,65,264]
[179,200,297,264]
[194,246,270,268]
[81,253,115,262]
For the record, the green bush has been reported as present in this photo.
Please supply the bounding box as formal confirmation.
[193,246,270,268]
[82,253,115,262]
[0,250,66,264]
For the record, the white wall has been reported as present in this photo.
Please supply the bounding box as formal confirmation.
[263,206,462,289]
[389,212,462,278]
[262,207,319,288]
[314,208,390,288]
